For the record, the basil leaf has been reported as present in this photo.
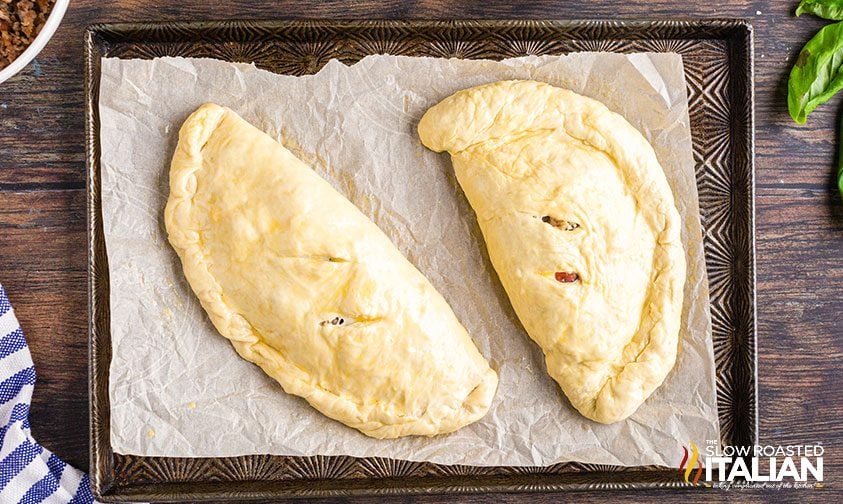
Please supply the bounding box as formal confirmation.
[788,21,843,124]
[797,0,843,20]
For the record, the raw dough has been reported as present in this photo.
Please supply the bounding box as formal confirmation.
[418,81,686,424]
[165,103,498,439]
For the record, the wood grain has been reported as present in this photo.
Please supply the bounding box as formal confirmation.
[0,0,841,502]
[0,190,88,468]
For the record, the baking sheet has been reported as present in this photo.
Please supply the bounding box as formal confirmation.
[99,52,718,467]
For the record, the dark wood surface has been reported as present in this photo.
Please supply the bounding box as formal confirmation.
[0,0,840,502]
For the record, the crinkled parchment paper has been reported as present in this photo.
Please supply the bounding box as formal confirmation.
[100,53,719,467]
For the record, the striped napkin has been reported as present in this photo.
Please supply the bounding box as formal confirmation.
[0,284,96,503]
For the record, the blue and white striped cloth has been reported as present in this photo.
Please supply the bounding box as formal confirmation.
[0,284,96,503]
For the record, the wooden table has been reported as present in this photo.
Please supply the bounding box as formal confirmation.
[0,1,840,502]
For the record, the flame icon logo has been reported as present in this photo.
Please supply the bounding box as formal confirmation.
[679,441,705,485]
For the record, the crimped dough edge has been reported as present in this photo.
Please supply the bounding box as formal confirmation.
[164,103,498,438]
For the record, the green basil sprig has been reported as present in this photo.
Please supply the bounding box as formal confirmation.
[797,0,843,19]
[788,21,843,124]
[790,0,843,199]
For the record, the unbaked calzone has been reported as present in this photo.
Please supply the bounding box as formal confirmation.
[418,81,686,424]
[165,103,498,439]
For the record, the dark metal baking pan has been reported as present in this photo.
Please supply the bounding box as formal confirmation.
[85,19,755,501]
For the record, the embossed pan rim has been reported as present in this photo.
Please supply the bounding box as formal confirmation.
[86,18,755,501]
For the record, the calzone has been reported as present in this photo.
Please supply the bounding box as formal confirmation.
[165,103,498,439]
[418,81,686,424]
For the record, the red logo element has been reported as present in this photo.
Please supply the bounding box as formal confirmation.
[679,441,705,485]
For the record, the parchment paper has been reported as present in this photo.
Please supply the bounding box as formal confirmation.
[100,53,719,467]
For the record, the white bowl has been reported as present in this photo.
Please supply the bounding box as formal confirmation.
[0,0,69,84]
